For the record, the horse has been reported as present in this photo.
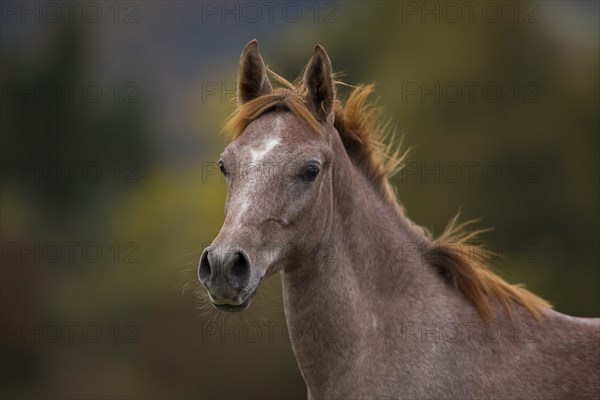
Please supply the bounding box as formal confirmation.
[197,39,600,399]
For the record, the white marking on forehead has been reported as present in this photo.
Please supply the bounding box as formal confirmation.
[230,116,285,226]
[249,115,284,163]
[250,137,280,163]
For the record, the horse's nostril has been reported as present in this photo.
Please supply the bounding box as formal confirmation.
[229,251,250,289]
[199,248,251,292]
[198,250,212,285]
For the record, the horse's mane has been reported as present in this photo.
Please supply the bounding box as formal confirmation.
[223,70,550,322]
[425,215,550,321]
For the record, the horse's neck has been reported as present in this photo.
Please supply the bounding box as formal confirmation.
[276,132,597,400]
[280,132,436,392]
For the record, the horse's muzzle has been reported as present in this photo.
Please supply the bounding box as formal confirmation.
[198,246,254,311]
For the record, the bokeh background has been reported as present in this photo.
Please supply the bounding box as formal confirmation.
[1,1,598,398]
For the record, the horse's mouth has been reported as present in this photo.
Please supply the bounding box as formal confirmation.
[209,288,257,312]
[211,296,251,312]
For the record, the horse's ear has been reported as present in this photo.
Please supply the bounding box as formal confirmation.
[303,44,335,123]
[237,39,272,104]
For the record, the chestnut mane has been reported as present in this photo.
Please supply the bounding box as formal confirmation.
[222,69,550,322]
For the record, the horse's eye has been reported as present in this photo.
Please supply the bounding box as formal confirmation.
[218,160,227,176]
[300,163,320,182]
